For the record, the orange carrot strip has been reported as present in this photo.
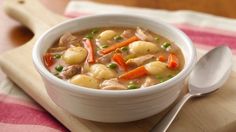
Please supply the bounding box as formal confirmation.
[119,66,148,80]
[158,55,166,62]
[167,53,179,69]
[101,36,139,54]
[112,53,128,71]
[43,53,54,68]
[83,39,95,63]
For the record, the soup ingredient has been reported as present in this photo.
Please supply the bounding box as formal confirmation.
[127,83,139,89]
[100,45,108,49]
[113,35,123,41]
[112,53,128,71]
[156,75,163,80]
[46,27,184,90]
[142,76,157,87]
[53,54,62,59]
[100,36,139,54]
[61,65,81,79]
[83,39,95,63]
[120,30,133,38]
[59,32,80,47]
[154,37,159,41]
[144,61,167,75]
[126,54,154,66]
[107,63,117,69]
[158,55,166,62]
[85,28,99,39]
[43,53,54,67]
[100,78,127,90]
[167,53,179,69]
[90,64,116,79]
[70,74,99,88]
[119,66,148,80]
[63,47,87,64]
[55,65,63,72]
[135,27,154,41]
[161,42,171,50]
[81,61,90,74]
[124,54,136,61]
[121,46,128,52]
[129,41,159,56]
[96,52,114,63]
[98,30,117,42]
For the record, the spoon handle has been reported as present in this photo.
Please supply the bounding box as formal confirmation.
[151,93,193,132]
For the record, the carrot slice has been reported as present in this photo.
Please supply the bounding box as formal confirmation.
[167,53,179,69]
[112,53,128,71]
[100,36,139,54]
[43,53,54,68]
[83,39,95,63]
[119,66,148,80]
[158,55,166,62]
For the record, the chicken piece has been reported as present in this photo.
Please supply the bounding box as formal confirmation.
[142,76,157,87]
[135,27,154,42]
[120,30,134,39]
[126,54,155,66]
[96,52,114,64]
[81,61,90,74]
[48,47,67,53]
[60,65,81,79]
[59,32,80,47]
[100,78,127,90]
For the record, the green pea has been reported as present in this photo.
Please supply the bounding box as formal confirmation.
[53,54,61,59]
[167,75,174,79]
[114,35,123,41]
[161,42,171,49]
[53,72,59,76]
[121,46,128,52]
[127,84,139,90]
[55,65,63,72]
[96,47,101,51]
[101,45,108,49]
[91,28,99,34]
[156,75,163,80]
[107,63,117,69]
[84,28,99,39]
[85,34,93,39]
[154,37,159,41]
[159,79,165,83]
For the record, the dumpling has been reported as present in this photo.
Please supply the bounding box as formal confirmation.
[129,41,159,56]
[89,64,116,80]
[63,47,87,64]
[70,74,99,88]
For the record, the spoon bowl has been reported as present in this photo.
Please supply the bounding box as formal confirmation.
[151,46,233,132]
[189,46,232,96]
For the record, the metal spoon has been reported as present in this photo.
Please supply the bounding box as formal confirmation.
[151,46,232,132]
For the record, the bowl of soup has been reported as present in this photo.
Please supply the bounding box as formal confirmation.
[33,14,196,122]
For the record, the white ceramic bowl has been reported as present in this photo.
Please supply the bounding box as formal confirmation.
[32,14,196,123]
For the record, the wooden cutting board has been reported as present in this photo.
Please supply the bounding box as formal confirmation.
[1,0,236,131]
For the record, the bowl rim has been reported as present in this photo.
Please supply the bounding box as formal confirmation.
[32,14,197,97]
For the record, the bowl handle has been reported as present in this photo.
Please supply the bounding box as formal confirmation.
[3,0,67,36]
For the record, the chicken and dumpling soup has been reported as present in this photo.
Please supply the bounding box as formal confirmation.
[43,27,184,90]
